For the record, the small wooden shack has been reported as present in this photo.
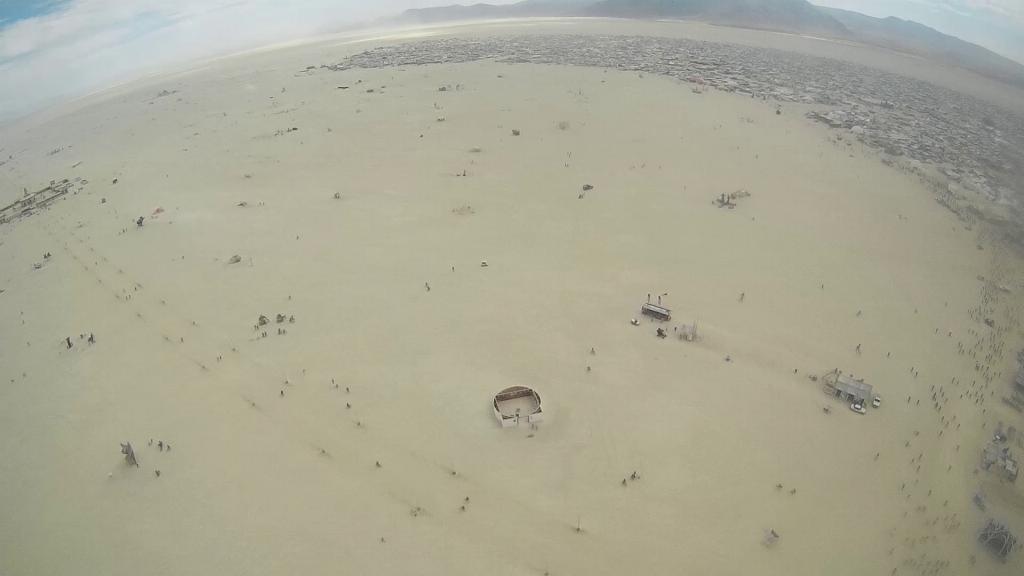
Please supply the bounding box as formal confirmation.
[493,386,543,428]
[823,370,873,405]
[641,302,671,321]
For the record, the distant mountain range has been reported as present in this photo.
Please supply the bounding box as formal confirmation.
[587,0,847,36]
[818,6,1024,88]
[396,0,1024,88]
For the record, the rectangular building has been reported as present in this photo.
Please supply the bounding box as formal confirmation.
[823,371,873,405]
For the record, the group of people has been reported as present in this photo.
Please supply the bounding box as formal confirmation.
[64,333,96,349]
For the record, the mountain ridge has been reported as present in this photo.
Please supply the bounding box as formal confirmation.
[819,6,1024,88]
[586,0,849,37]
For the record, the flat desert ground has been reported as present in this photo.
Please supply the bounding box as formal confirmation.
[1,18,1023,576]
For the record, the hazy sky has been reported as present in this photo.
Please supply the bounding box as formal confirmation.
[1,0,1022,121]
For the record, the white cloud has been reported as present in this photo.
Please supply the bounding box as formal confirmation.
[0,0,458,120]
[961,0,1024,22]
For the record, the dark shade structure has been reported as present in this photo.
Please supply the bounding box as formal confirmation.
[978,519,1017,561]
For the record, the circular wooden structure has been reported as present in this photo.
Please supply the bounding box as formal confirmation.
[493,386,543,428]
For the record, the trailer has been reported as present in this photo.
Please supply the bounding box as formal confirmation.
[641,302,672,321]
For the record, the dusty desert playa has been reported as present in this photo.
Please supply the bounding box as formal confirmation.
[1,18,1024,576]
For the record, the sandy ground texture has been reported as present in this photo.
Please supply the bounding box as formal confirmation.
[1,19,1023,576]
